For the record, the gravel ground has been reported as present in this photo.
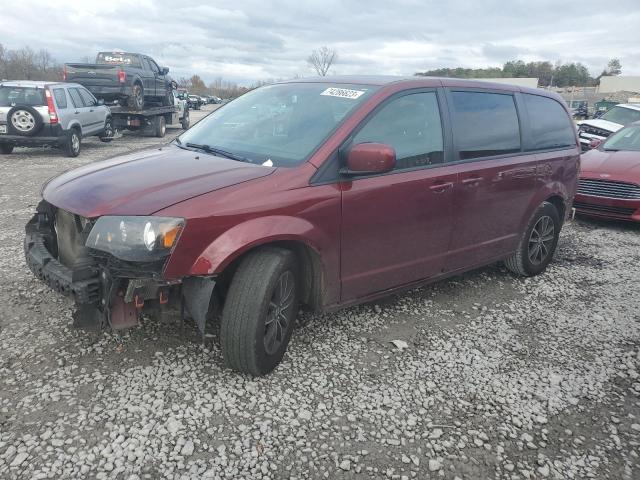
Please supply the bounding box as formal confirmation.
[1,107,639,479]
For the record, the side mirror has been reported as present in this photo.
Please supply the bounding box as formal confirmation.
[97,99,105,106]
[161,67,170,75]
[342,143,396,175]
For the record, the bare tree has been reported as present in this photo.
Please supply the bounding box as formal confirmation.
[36,49,52,73]
[307,46,337,76]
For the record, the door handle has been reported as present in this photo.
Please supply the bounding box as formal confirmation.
[429,181,454,193]
[74,111,80,114]
[461,176,483,186]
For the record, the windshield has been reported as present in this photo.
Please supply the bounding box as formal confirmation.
[96,52,141,67]
[177,82,378,167]
[602,125,640,152]
[0,86,45,107]
[600,106,640,125]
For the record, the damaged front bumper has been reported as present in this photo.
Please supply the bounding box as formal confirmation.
[24,203,214,333]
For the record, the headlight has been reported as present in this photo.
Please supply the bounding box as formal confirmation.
[85,216,184,262]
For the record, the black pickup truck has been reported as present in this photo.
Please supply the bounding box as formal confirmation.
[65,52,172,110]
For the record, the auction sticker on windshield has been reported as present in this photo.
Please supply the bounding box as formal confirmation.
[320,87,365,99]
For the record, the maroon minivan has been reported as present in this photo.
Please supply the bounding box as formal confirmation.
[25,76,579,375]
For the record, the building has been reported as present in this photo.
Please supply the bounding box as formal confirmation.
[598,76,640,94]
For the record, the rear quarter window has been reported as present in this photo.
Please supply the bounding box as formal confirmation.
[450,91,521,160]
[53,89,68,109]
[523,94,575,150]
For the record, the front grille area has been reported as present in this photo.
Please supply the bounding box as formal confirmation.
[573,201,637,217]
[578,124,612,138]
[577,178,640,199]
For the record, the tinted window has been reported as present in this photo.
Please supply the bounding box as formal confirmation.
[352,92,444,169]
[78,88,96,107]
[523,94,575,150]
[68,88,84,108]
[52,88,67,109]
[148,58,160,73]
[450,91,520,160]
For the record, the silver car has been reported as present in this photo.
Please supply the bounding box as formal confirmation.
[0,80,112,157]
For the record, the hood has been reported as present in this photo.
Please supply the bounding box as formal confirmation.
[577,118,623,133]
[580,148,640,182]
[43,144,275,217]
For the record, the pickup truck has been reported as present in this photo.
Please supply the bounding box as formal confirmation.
[64,52,172,111]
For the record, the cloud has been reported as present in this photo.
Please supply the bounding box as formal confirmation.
[0,0,638,85]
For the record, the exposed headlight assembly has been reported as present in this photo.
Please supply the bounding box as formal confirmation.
[86,216,184,262]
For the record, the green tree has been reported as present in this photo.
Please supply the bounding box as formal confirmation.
[606,58,622,76]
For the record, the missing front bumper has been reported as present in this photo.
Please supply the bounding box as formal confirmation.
[24,206,216,335]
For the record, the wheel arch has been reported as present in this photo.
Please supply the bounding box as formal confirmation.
[211,237,327,312]
[519,183,570,234]
[66,121,82,136]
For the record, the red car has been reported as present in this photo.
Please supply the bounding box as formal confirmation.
[24,76,579,375]
[575,121,640,222]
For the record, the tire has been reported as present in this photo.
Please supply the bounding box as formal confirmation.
[127,83,145,110]
[62,129,81,157]
[0,144,14,154]
[154,116,166,138]
[7,106,43,137]
[504,201,561,277]
[99,118,114,143]
[181,111,190,130]
[221,248,299,375]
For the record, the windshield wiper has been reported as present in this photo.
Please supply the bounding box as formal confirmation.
[185,142,252,163]
[603,148,619,152]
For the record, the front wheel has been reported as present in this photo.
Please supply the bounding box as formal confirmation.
[504,201,561,276]
[221,248,299,375]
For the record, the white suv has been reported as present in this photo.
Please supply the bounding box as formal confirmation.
[577,103,640,151]
[0,81,112,157]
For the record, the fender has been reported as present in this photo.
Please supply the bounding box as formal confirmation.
[66,120,82,136]
[188,215,331,276]
[518,180,570,233]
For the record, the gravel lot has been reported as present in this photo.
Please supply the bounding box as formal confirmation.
[1,105,639,479]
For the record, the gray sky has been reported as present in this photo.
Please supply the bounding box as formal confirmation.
[2,0,639,85]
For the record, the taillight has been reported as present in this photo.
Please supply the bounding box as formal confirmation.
[45,89,59,124]
[63,66,67,81]
[118,69,126,84]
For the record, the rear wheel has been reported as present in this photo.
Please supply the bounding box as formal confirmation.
[504,201,561,276]
[154,116,166,138]
[0,144,14,154]
[127,83,144,110]
[181,111,190,130]
[99,118,114,143]
[62,129,81,157]
[221,248,299,375]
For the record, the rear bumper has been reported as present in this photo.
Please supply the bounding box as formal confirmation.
[0,124,65,146]
[574,193,640,222]
[85,85,130,98]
